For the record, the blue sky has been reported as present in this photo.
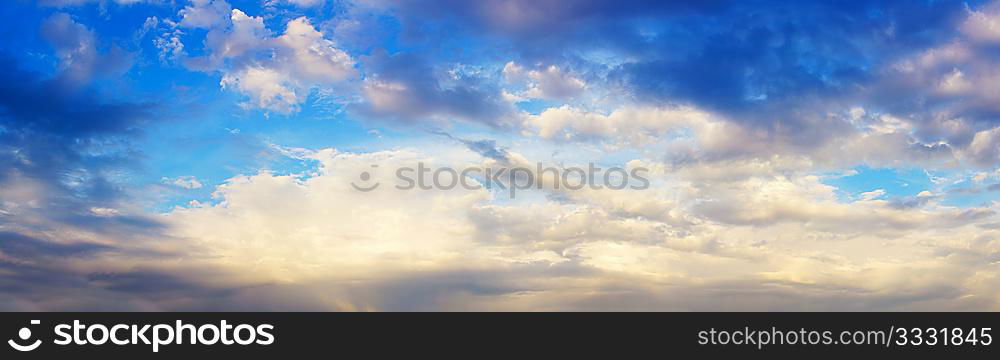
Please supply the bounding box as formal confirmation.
[2,0,1000,310]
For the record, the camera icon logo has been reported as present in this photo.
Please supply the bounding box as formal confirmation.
[8,320,42,352]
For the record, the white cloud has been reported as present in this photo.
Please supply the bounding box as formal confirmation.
[154,25,185,62]
[122,144,1000,310]
[164,148,490,283]
[206,9,269,60]
[522,105,711,145]
[276,17,356,84]
[961,2,1000,44]
[221,66,300,113]
[968,127,1000,166]
[860,189,886,201]
[162,176,204,189]
[519,102,965,171]
[165,2,356,113]
[3,138,999,310]
[179,0,233,29]
[937,68,974,94]
[503,61,586,100]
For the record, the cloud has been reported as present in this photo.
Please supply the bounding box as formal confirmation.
[503,62,586,100]
[6,0,1000,311]
[968,127,1000,166]
[431,130,511,163]
[0,232,112,259]
[518,104,959,172]
[354,0,984,160]
[38,0,150,6]
[220,66,301,113]
[274,0,325,8]
[522,105,709,145]
[363,0,729,59]
[0,29,165,244]
[161,176,204,189]
[140,145,1000,310]
[961,2,1000,44]
[826,2,1000,168]
[2,136,999,310]
[277,17,356,82]
[179,0,232,29]
[356,51,515,127]
[41,13,135,86]
[0,48,173,309]
[164,2,356,113]
[161,149,491,283]
[860,189,886,201]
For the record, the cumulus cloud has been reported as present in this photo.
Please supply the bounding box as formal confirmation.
[961,2,1000,44]
[179,0,232,29]
[163,1,356,113]
[968,127,1000,166]
[220,66,300,113]
[2,129,999,310]
[126,146,1000,309]
[277,17,356,84]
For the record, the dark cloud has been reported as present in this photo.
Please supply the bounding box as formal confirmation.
[560,279,975,311]
[377,0,732,59]
[0,263,264,311]
[355,270,528,311]
[947,182,1000,196]
[0,54,164,241]
[613,1,964,114]
[0,11,182,309]
[377,0,963,72]
[354,51,515,128]
[430,130,511,162]
[0,232,111,259]
[41,13,135,87]
[887,194,937,210]
[0,54,175,309]
[461,139,510,162]
[358,0,984,166]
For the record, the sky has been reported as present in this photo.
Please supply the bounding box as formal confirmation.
[1,0,1000,310]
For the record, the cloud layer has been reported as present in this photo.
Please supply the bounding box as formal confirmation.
[1,0,1000,311]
